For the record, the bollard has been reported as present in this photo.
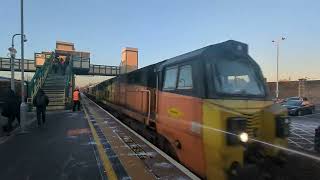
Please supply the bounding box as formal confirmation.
[315,126,320,153]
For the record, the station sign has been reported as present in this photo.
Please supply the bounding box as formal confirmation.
[35,53,46,67]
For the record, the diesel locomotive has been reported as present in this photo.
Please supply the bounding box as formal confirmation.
[87,40,289,180]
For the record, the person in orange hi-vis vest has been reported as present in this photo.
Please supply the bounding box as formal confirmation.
[72,88,81,111]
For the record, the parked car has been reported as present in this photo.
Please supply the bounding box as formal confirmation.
[277,96,302,104]
[273,98,284,104]
[273,97,301,104]
[282,98,315,116]
[285,96,302,101]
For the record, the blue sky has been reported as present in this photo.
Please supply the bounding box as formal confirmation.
[0,0,319,81]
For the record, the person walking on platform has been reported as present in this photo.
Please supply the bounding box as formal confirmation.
[1,89,20,134]
[33,89,49,127]
[72,88,81,112]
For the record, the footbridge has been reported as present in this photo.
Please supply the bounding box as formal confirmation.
[0,57,120,76]
[0,41,138,110]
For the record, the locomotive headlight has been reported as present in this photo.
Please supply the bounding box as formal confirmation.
[227,117,247,145]
[239,132,249,143]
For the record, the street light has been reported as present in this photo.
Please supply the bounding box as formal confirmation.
[20,0,28,133]
[9,34,27,92]
[272,37,286,99]
[12,33,27,47]
[8,46,17,91]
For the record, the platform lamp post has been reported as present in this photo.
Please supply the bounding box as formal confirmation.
[9,34,27,92]
[19,0,28,133]
[272,37,286,99]
[8,46,17,92]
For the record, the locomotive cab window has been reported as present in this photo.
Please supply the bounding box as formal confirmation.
[177,65,193,89]
[163,67,178,90]
[212,60,266,97]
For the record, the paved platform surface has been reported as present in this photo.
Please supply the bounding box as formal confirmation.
[0,110,105,180]
[0,110,36,138]
[82,95,198,180]
[0,96,198,180]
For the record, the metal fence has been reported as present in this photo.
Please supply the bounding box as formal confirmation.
[1,57,120,76]
[72,57,90,69]
[0,57,36,72]
[89,64,120,76]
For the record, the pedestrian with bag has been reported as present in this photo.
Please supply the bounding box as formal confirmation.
[72,88,81,111]
[33,89,49,127]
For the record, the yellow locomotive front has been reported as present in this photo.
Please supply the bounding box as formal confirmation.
[203,100,289,179]
[201,42,289,179]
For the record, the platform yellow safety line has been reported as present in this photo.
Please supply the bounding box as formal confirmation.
[83,106,118,180]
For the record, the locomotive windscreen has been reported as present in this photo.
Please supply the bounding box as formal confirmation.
[211,59,266,97]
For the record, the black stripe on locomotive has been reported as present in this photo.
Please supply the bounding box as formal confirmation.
[94,40,266,100]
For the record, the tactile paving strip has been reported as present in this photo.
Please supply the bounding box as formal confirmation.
[85,106,131,180]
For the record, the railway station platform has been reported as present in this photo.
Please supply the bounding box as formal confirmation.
[0,95,199,180]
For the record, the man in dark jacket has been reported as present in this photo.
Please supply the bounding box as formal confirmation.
[33,89,49,127]
[1,89,20,133]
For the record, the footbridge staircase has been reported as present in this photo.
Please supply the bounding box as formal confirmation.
[27,54,74,110]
